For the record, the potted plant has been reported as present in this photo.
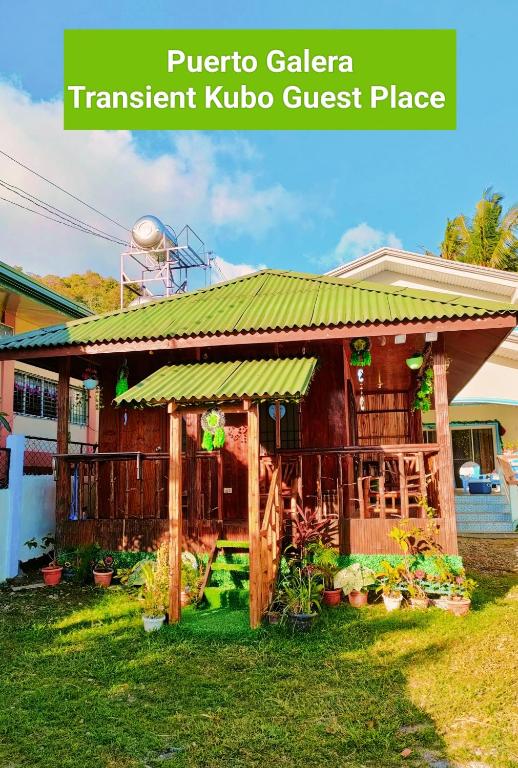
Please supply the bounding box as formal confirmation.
[376,561,406,611]
[308,541,342,607]
[24,534,63,586]
[139,543,168,632]
[443,570,477,616]
[406,571,429,609]
[281,567,323,631]
[334,562,376,607]
[61,561,76,582]
[93,556,114,587]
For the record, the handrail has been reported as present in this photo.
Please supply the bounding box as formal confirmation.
[277,443,439,457]
[258,456,283,617]
[261,466,279,534]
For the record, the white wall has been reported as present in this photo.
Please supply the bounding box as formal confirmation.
[0,435,57,582]
[18,476,56,563]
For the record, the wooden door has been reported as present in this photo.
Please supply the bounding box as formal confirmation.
[220,413,248,523]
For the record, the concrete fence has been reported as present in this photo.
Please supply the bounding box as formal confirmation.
[0,434,56,582]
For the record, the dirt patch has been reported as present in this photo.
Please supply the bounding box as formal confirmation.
[458,535,518,574]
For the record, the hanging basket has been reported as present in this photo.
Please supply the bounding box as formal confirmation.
[350,337,372,367]
[201,408,226,451]
[82,366,99,391]
[406,353,424,370]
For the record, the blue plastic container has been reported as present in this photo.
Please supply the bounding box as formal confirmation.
[468,480,492,495]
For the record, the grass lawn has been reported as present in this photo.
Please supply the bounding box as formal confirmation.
[0,572,517,768]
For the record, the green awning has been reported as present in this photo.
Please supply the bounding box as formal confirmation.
[114,357,319,406]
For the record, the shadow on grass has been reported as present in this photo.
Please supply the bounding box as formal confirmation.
[0,588,460,768]
[467,570,518,610]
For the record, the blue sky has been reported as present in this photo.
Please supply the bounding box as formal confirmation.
[0,0,516,283]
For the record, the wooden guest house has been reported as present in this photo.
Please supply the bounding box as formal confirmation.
[0,270,516,627]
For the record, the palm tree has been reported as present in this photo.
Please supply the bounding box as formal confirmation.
[437,189,518,271]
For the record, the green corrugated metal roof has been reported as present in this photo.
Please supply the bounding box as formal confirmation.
[0,261,92,319]
[0,269,515,353]
[114,357,319,405]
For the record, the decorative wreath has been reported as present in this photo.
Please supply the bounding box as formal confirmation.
[201,408,226,451]
[115,359,129,397]
[350,337,372,367]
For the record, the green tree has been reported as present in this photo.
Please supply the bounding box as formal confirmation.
[437,189,518,271]
[37,270,136,313]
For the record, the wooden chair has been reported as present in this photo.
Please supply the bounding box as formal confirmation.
[383,453,428,517]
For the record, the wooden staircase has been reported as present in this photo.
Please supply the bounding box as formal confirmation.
[198,540,251,609]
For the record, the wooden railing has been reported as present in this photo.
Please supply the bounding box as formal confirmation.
[53,451,170,521]
[258,456,283,616]
[276,443,452,554]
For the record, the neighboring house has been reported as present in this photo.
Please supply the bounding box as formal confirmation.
[0,261,97,454]
[327,248,518,532]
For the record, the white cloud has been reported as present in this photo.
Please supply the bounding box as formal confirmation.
[212,255,267,281]
[0,81,301,277]
[328,222,402,265]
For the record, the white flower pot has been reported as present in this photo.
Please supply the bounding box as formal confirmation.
[382,594,403,612]
[142,615,165,632]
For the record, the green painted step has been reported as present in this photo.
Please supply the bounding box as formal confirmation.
[211,562,250,574]
[216,540,250,550]
[203,586,249,610]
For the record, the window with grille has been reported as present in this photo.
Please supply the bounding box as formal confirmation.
[259,401,300,453]
[14,371,88,426]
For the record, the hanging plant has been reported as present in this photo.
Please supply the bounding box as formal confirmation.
[82,366,99,391]
[201,408,226,451]
[350,337,372,367]
[412,367,434,412]
[115,359,129,397]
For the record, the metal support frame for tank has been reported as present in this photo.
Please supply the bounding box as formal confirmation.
[120,224,210,306]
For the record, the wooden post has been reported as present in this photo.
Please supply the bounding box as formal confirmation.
[168,404,183,623]
[247,401,261,629]
[56,358,71,525]
[433,336,458,553]
[274,399,281,450]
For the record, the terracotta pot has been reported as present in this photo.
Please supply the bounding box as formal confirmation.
[430,596,449,610]
[93,569,113,588]
[323,588,342,607]
[41,565,63,587]
[445,597,471,617]
[409,597,429,610]
[348,590,368,608]
[266,611,282,625]
[143,615,165,632]
[382,593,403,612]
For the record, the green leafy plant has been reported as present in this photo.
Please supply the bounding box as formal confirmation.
[413,367,434,412]
[334,562,376,595]
[306,540,340,590]
[279,568,323,616]
[443,569,477,600]
[139,543,169,618]
[375,561,406,598]
[93,556,114,574]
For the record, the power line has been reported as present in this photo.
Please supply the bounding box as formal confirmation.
[0,178,128,246]
[0,195,131,245]
[0,147,130,233]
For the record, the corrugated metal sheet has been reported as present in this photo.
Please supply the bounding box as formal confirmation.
[114,356,319,405]
[0,270,516,353]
